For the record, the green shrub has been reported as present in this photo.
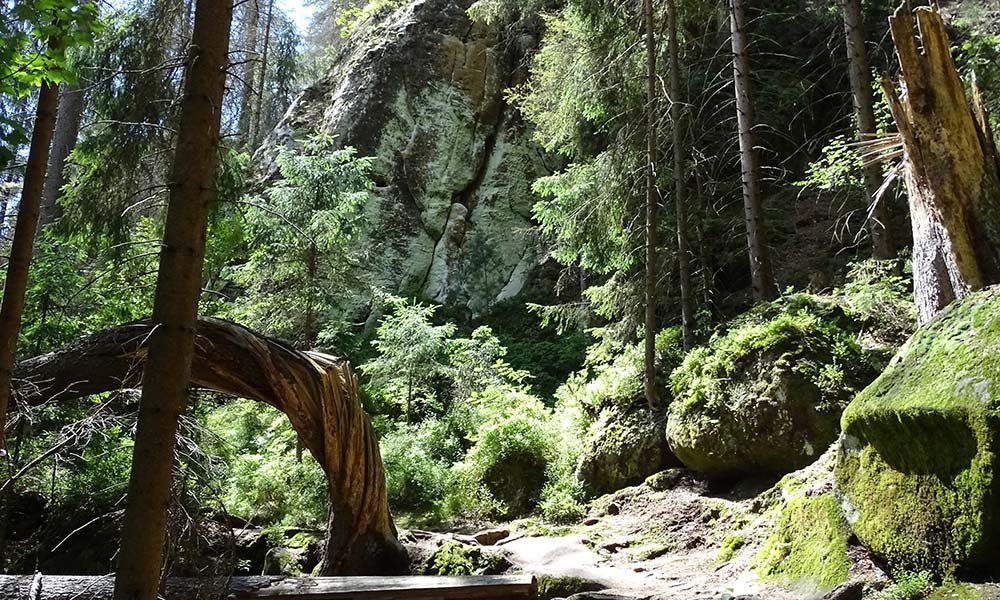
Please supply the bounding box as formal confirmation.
[878,571,935,600]
[451,391,556,518]
[379,420,460,514]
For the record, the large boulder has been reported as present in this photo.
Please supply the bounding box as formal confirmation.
[262,0,548,315]
[666,295,880,478]
[575,405,673,495]
[836,287,1000,575]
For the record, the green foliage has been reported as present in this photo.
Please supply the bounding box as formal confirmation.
[362,296,456,421]
[228,134,373,347]
[797,135,864,191]
[202,399,327,528]
[334,0,405,39]
[839,258,916,349]
[0,0,100,167]
[379,419,460,515]
[878,571,935,600]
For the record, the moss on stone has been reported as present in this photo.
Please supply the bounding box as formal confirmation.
[575,406,669,495]
[667,294,879,477]
[535,574,603,600]
[717,534,746,563]
[425,540,504,576]
[925,582,985,600]
[755,493,850,590]
[836,288,1000,575]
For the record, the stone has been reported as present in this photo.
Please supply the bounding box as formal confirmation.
[605,502,620,516]
[260,0,549,317]
[582,517,599,526]
[755,493,850,590]
[810,581,863,600]
[576,405,673,495]
[667,294,880,478]
[836,287,1000,575]
[644,468,685,491]
[535,574,604,600]
[472,527,509,546]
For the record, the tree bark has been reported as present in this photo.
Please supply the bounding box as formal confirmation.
[730,0,776,301]
[668,0,694,350]
[237,0,260,145]
[38,84,85,235]
[882,5,1000,324]
[0,81,60,450]
[842,0,893,260]
[112,1,234,598]
[250,0,274,148]
[642,0,659,410]
[14,318,408,576]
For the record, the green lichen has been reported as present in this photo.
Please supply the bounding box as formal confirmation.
[755,493,850,590]
[836,288,1000,575]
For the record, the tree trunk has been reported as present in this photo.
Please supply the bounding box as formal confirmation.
[0,81,60,449]
[237,0,260,145]
[250,0,274,147]
[842,0,894,260]
[668,0,694,350]
[642,0,659,410]
[730,0,776,301]
[112,1,234,598]
[15,318,408,575]
[882,4,1000,324]
[38,84,85,235]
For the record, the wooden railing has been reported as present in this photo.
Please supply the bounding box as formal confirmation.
[0,575,538,600]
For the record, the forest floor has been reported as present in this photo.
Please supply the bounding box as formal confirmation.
[403,467,882,599]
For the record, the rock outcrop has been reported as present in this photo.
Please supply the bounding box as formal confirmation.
[836,287,1000,575]
[262,0,548,314]
[666,295,880,478]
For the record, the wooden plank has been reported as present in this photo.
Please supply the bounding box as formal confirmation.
[0,575,538,600]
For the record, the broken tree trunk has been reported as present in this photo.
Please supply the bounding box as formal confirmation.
[883,4,1000,323]
[0,575,536,600]
[13,318,408,575]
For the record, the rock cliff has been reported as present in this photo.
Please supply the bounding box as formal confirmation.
[263,0,549,315]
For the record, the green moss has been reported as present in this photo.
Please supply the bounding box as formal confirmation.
[755,493,850,589]
[925,582,985,600]
[425,541,505,576]
[666,293,879,477]
[717,534,746,563]
[535,574,603,600]
[836,288,1000,575]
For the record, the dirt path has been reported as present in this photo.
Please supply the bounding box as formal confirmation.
[501,530,797,600]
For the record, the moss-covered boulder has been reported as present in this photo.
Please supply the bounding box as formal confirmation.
[666,295,880,477]
[836,287,1000,575]
[575,405,673,495]
[755,493,850,589]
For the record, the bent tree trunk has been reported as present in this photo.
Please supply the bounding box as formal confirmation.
[13,318,408,575]
[883,5,1000,323]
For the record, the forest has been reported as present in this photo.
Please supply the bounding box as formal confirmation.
[2,0,1000,598]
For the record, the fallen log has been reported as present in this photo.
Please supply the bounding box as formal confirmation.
[0,575,538,600]
[11,318,407,575]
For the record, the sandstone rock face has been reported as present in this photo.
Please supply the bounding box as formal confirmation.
[263,0,546,314]
[836,287,1000,575]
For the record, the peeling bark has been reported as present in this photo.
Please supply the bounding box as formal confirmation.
[13,318,408,575]
[883,5,1000,323]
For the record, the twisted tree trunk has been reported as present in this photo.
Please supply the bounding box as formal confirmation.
[14,318,408,575]
[883,5,1000,323]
